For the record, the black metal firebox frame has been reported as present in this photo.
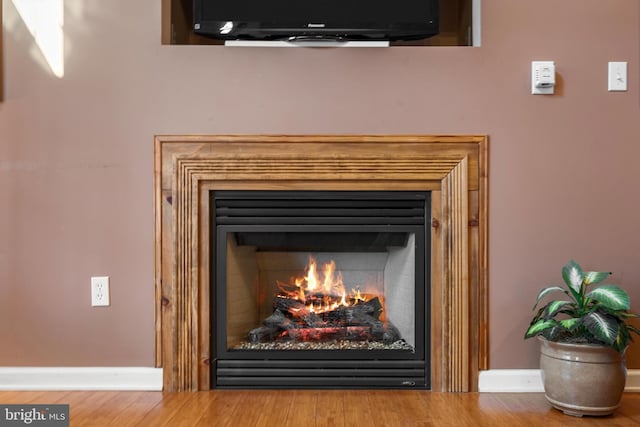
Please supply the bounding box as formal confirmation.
[211,191,431,389]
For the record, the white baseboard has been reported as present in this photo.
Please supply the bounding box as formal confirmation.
[2,367,636,393]
[479,369,640,393]
[0,367,163,391]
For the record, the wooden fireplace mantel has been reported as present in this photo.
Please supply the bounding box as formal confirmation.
[154,135,488,392]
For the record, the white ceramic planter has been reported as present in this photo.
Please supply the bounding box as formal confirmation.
[539,337,627,417]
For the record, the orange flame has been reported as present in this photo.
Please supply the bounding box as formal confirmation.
[352,288,366,303]
[277,256,370,314]
[306,259,318,291]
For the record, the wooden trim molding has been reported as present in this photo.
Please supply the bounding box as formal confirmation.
[154,135,489,392]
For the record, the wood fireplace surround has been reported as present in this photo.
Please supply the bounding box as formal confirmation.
[154,135,488,392]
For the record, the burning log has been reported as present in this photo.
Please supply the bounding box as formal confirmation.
[249,307,401,344]
[250,290,403,343]
[246,260,405,346]
[248,326,280,343]
[263,308,325,330]
[364,297,383,320]
[382,322,401,344]
[323,300,384,324]
[324,305,370,324]
[272,296,326,326]
[273,296,306,314]
[301,312,326,328]
[263,309,293,329]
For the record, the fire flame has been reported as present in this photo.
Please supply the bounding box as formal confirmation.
[277,256,369,314]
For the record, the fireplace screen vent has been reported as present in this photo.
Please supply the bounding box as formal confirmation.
[212,191,430,389]
[215,191,427,225]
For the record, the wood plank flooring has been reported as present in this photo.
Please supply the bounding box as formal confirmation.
[0,391,638,426]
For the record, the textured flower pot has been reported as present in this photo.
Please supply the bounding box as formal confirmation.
[539,337,627,417]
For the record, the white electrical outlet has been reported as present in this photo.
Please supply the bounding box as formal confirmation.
[91,276,110,307]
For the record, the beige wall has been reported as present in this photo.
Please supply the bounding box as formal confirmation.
[0,0,639,369]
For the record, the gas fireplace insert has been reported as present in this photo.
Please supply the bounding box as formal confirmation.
[211,191,430,388]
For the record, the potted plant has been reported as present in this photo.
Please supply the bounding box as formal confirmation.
[525,260,640,417]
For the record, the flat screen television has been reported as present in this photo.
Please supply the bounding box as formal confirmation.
[193,0,439,42]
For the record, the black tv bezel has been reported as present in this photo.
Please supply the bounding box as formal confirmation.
[193,0,439,42]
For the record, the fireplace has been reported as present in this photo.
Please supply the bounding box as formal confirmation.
[212,191,429,388]
[154,135,488,392]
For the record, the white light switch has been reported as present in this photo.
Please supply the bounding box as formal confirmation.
[608,62,627,92]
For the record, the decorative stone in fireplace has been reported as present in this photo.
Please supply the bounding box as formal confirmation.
[154,135,488,392]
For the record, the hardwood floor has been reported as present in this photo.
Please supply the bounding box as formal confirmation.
[1,391,639,426]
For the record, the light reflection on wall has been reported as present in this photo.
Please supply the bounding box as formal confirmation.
[11,0,64,78]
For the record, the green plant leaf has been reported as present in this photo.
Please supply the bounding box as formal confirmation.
[532,286,568,310]
[525,319,557,339]
[562,260,584,295]
[614,327,630,352]
[628,325,640,337]
[616,312,639,320]
[545,300,573,319]
[583,311,619,345]
[530,305,547,324]
[583,271,611,286]
[587,285,630,311]
[542,326,564,341]
[558,318,581,331]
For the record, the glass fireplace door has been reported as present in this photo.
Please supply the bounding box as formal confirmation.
[212,191,429,388]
